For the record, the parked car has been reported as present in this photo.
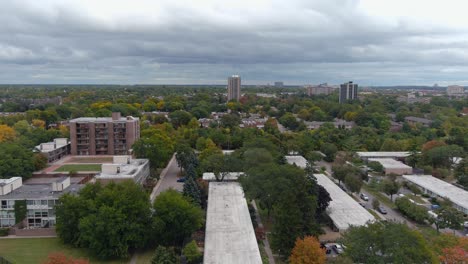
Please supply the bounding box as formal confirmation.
[320,243,332,254]
[464,221,468,229]
[377,206,387,214]
[332,244,345,254]
[360,193,369,201]
[359,202,366,207]
[177,177,186,182]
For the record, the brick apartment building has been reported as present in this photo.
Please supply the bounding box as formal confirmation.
[70,112,140,155]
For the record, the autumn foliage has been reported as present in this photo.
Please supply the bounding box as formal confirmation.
[289,236,326,264]
[439,237,468,264]
[422,140,446,152]
[42,253,89,264]
[0,124,16,142]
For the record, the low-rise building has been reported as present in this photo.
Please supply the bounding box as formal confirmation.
[404,116,432,127]
[94,155,150,185]
[314,174,375,232]
[34,138,70,163]
[402,175,468,214]
[0,176,82,228]
[368,158,413,175]
[285,155,308,169]
[204,181,262,264]
[304,119,355,130]
[357,152,411,161]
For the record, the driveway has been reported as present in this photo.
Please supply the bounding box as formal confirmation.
[149,154,184,203]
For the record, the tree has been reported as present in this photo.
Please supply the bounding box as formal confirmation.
[344,174,362,193]
[439,237,468,264]
[431,206,464,233]
[201,153,242,182]
[168,110,192,128]
[153,189,204,246]
[0,143,35,179]
[423,145,464,168]
[183,176,201,206]
[342,222,436,264]
[220,113,241,129]
[289,236,326,264]
[151,246,178,264]
[56,181,153,259]
[381,179,400,201]
[316,185,331,216]
[331,165,352,185]
[395,197,428,224]
[42,253,89,264]
[454,158,468,188]
[372,199,380,210]
[33,153,48,170]
[0,124,16,142]
[367,161,383,173]
[182,240,202,264]
[175,144,198,172]
[133,132,174,168]
[320,143,337,162]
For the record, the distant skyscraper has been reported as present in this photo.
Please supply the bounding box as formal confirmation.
[447,85,465,96]
[227,75,241,101]
[274,81,284,87]
[339,81,358,103]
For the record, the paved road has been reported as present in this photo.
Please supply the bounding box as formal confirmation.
[358,191,416,228]
[251,201,275,264]
[149,154,184,203]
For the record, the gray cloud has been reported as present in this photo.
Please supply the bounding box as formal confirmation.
[1,0,468,85]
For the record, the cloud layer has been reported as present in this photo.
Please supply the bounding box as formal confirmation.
[1,0,468,85]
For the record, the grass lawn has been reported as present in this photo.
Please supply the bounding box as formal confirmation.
[68,157,113,163]
[0,238,127,264]
[406,194,426,204]
[367,209,382,220]
[54,164,102,172]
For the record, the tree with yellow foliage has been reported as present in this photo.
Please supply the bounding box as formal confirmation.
[289,236,326,264]
[0,124,16,142]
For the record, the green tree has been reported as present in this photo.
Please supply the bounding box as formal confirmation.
[168,110,192,128]
[454,158,468,188]
[153,189,204,246]
[381,178,400,201]
[133,132,174,168]
[56,181,153,259]
[320,143,337,162]
[0,143,35,179]
[431,206,464,233]
[395,197,428,224]
[183,176,202,206]
[343,222,436,264]
[201,153,242,182]
[151,246,178,264]
[182,240,202,264]
[367,161,383,173]
[344,174,362,193]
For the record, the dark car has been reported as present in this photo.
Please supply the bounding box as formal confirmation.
[377,206,387,214]
[177,177,186,182]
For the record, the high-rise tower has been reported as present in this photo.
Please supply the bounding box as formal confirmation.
[227,75,241,101]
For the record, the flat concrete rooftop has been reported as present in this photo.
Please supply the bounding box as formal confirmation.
[285,155,308,169]
[204,182,262,264]
[314,174,375,231]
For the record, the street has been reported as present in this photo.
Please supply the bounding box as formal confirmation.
[150,154,184,203]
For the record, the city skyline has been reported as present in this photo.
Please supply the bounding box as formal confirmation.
[2,0,468,85]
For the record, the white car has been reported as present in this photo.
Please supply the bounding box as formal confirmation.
[360,193,369,201]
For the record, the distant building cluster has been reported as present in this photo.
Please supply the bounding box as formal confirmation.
[274,81,284,87]
[306,83,336,96]
[339,81,358,103]
[227,75,241,101]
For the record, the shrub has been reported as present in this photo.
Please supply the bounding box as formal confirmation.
[395,197,428,224]
[0,228,9,236]
[182,241,202,264]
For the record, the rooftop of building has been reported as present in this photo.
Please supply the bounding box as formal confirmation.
[35,138,70,153]
[356,151,411,158]
[70,116,139,123]
[314,174,375,231]
[0,177,83,200]
[404,116,433,124]
[368,158,412,169]
[204,182,262,264]
[402,175,468,209]
[95,156,149,180]
[285,155,308,169]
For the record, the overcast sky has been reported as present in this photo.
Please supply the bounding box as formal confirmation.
[2,0,468,85]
